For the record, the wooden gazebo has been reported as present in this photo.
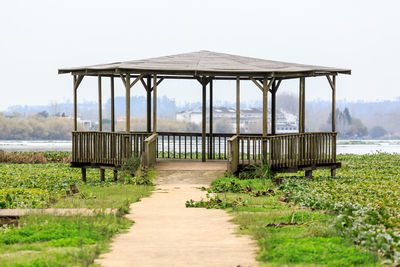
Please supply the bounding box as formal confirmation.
[59,51,350,180]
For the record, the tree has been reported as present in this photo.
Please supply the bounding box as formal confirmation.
[37,111,49,118]
[369,126,387,139]
[215,118,233,133]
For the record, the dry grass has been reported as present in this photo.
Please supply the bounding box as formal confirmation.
[0,152,48,164]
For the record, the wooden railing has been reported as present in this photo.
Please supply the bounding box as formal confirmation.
[72,131,337,173]
[156,132,232,160]
[72,131,151,166]
[228,132,337,174]
[143,133,158,168]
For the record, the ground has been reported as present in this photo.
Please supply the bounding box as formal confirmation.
[96,162,258,267]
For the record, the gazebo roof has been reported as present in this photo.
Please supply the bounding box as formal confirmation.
[59,50,351,78]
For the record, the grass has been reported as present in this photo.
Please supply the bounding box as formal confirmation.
[0,159,155,266]
[222,192,378,266]
[0,163,153,208]
[0,214,132,267]
[188,154,387,266]
[277,153,400,264]
[52,183,153,209]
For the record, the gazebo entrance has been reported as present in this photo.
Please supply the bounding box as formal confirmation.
[59,51,350,179]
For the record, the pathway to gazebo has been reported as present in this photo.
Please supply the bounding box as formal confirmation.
[95,161,257,267]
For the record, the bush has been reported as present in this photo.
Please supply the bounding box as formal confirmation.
[238,164,273,181]
[120,155,141,177]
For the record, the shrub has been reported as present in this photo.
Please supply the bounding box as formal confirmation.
[120,155,141,177]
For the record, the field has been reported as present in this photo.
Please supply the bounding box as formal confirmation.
[0,152,154,266]
[278,153,400,265]
[187,153,400,265]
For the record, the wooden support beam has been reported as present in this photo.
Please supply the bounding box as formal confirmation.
[125,74,130,132]
[305,170,313,178]
[113,170,118,182]
[209,79,213,159]
[326,75,335,90]
[98,76,102,131]
[73,75,84,131]
[299,77,305,133]
[100,169,105,182]
[251,77,275,92]
[262,78,269,137]
[250,77,264,92]
[271,81,277,135]
[153,74,157,133]
[236,76,240,135]
[202,77,207,162]
[110,77,115,132]
[151,78,164,91]
[260,77,275,137]
[129,75,143,88]
[81,168,86,183]
[146,76,152,133]
[275,79,282,92]
[331,75,336,132]
[73,75,78,131]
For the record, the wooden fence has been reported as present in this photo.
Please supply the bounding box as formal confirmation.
[72,131,150,166]
[228,132,337,174]
[156,132,232,160]
[72,131,337,172]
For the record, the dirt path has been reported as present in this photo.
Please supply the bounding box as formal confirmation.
[96,164,258,267]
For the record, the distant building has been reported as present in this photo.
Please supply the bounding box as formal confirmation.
[176,107,298,133]
[77,118,93,128]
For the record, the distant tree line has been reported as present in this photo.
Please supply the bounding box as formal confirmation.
[0,112,81,140]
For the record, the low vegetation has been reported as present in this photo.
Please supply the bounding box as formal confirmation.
[0,213,132,266]
[0,151,72,164]
[187,154,400,265]
[0,153,154,266]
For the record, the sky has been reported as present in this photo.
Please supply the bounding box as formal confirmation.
[0,0,399,111]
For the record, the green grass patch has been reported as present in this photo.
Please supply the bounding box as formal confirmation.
[52,183,153,209]
[0,163,154,208]
[195,175,379,266]
[0,214,132,267]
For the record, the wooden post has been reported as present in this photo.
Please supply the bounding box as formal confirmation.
[113,170,118,182]
[236,77,240,135]
[100,169,105,182]
[110,77,115,132]
[98,76,102,131]
[332,76,336,132]
[331,75,336,177]
[299,77,305,133]
[271,81,277,135]
[147,76,152,133]
[209,79,213,159]
[262,78,269,163]
[125,74,130,133]
[81,168,86,182]
[262,78,268,137]
[98,76,103,180]
[153,74,157,133]
[202,78,207,162]
[73,75,77,131]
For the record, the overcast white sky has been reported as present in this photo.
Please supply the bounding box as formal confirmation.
[0,0,399,111]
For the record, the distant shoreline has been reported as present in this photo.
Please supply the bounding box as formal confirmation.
[1,139,400,154]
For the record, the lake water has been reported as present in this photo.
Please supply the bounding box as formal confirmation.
[1,140,400,155]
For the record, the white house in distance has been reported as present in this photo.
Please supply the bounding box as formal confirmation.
[176,107,298,133]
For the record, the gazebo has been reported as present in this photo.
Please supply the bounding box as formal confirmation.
[59,50,350,181]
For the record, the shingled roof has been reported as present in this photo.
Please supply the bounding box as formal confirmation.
[59,50,351,78]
